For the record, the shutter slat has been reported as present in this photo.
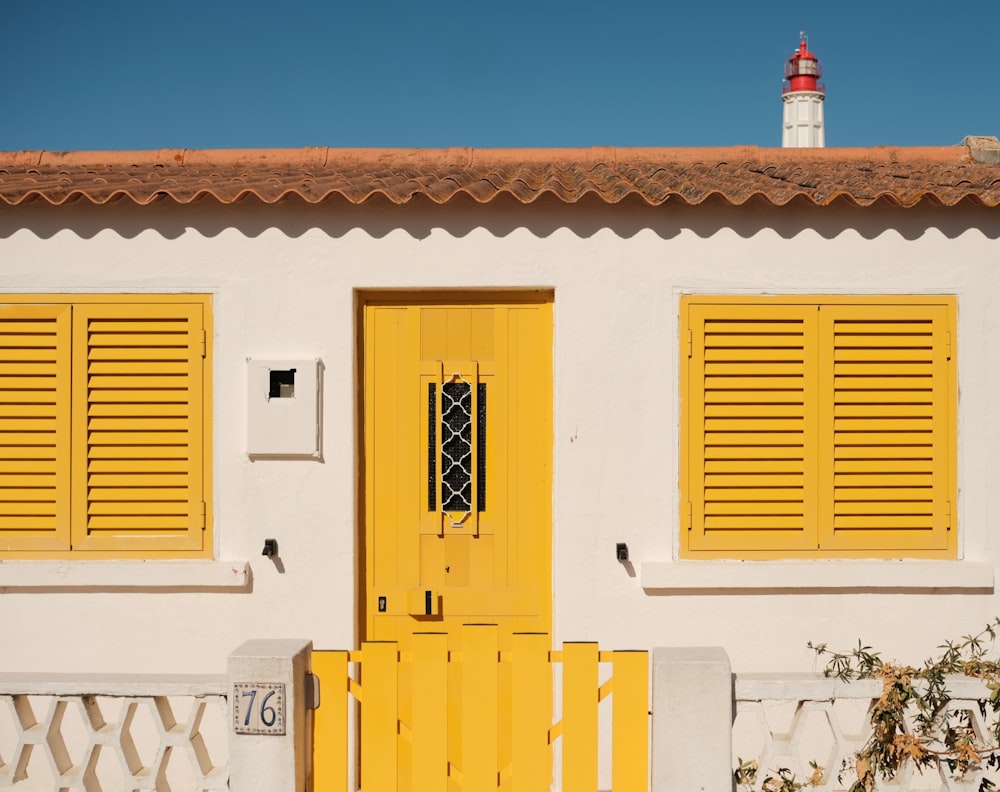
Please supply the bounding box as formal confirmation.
[0,391,64,404]
[836,487,932,501]
[0,501,61,515]
[704,447,807,461]
[835,459,931,472]
[833,376,933,390]
[86,516,191,530]
[835,391,933,404]
[0,333,64,346]
[0,490,59,501]
[88,502,189,515]
[705,418,806,432]
[89,347,190,361]
[87,431,190,446]
[88,375,189,390]
[88,446,189,459]
[836,404,932,417]
[706,362,805,375]
[0,460,58,473]
[706,432,805,446]
[706,501,804,515]
[88,362,190,375]
[705,474,805,488]
[87,390,190,403]
[84,319,187,331]
[834,348,933,362]
[835,432,934,446]
[0,377,62,390]
[704,348,805,362]
[0,349,64,362]
[88,459,189,473]
[704,516,805,529]
[705,320,805,334]
[88,403,191,417]
[0,446,56,462]
[706,393,805,405]
[88,476,188,490]
[835,418,933,431]
[705,404,805,418]
[706,458,805,471]
[88,418,189,431]
[833,516,934,529]
[89,488,189,501]
[85,332,188,345]
[706,488,805,501]
[835,363,934,376]
[0,404,62,417]
[0,418,57,431]
[831,322,932,334]
[704,333,805,347]
[705,376,806,390]
[0,516,60,529]
[0,475,59,487]
[0,437,62,452]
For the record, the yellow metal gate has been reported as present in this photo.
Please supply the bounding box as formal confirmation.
[312,625,649,792]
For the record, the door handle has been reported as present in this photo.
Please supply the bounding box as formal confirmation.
[407,589,441,616]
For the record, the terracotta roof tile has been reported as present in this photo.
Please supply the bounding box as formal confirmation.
[2,145,1000,208]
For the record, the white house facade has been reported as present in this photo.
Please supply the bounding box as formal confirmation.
[2,141,1000,790]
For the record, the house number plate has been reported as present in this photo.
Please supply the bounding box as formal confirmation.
[233,682,286,735]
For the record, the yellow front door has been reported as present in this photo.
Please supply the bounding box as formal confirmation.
[362,294,552,649]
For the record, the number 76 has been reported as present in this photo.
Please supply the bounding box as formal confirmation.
[240,688,279,727]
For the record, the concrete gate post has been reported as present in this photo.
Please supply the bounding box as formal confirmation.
[651,646,734,792]
[228,639,314,792]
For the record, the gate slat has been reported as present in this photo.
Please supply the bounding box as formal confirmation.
[361,642,398,792]
[412,633,448,792]
[511,633,551,792]
[563,642,599,792]
[462,625,498,792]
[313,650,349,792]
[612,651,649,792]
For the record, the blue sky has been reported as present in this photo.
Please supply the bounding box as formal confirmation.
[5,0,998,151]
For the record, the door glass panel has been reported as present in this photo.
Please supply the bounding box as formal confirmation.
[428,383,437,511]
[477,382,486,512]
[428,380,488,514]
[441,380,473,512]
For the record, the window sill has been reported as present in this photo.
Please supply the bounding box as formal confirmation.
[641,560,994,593]
[0,560,251,591]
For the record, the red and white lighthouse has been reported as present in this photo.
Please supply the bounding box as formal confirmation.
[781,35,825,147]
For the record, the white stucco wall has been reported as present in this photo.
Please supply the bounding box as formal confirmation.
[1,194,998,675]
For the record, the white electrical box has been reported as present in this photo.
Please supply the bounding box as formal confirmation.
[247,358,321,458]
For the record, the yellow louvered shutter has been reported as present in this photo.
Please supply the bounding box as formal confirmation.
[71,303,206,553]
[818,303,954,552]
[682,296,956,559]
[685,302,820,553]
[0,305,72,551]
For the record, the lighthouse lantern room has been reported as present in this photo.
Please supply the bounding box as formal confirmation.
[781,35,826,147]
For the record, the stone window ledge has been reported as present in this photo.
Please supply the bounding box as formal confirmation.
[641,560,993,593]
[0,560,251,591]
